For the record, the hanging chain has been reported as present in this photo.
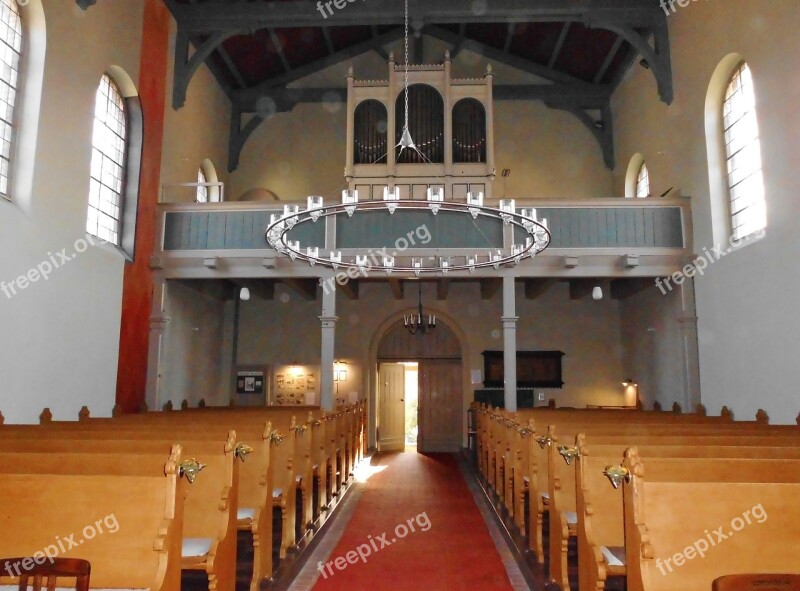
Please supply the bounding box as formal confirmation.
[403,0,410,133]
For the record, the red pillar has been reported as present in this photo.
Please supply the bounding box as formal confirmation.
[115,0,170,413]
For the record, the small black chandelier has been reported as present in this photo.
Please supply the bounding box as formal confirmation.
[404,281,436,336]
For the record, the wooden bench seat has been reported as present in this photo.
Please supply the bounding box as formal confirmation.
[621,449,800,591]
[0,433,240,591]
[0,448,185,591]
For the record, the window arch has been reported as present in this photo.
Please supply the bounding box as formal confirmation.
[0,0,23,199]
[86,70,143,259]
[197,158,221,202]
[625,153,647,198]
[196,167,208,203]
[87,74,127,245]
[636,162,650,198]
[723,62,766,240]
[395,84,444,164]
[452,98,486,164]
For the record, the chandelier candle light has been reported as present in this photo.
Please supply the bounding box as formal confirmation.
[405,281,436,336]
[264,190,551,275]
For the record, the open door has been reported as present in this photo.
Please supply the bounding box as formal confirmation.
[378,363,406,451]
[418,360,462,453]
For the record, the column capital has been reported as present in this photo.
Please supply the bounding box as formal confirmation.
[149,315,170,329]
[501,316,519,327]
[319,315,339,328]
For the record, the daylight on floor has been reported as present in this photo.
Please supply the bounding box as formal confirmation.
[1,0,798,590]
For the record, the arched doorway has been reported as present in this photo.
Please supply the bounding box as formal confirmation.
[376,319,463,453]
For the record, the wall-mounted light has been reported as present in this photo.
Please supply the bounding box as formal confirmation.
[592,286,603,301]
[334,361,348,382]
[622,378,637,387]
[239,287,251,301]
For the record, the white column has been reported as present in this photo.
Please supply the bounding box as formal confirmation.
[502,275,518,412]
[319,282,338,411]
[145,278,169,411]
[345,67,355,181]
[678,280,701,411]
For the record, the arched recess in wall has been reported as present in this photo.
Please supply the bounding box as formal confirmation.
[367,306,472,450]
[238,187,280,202]
[452,98,486,164]
[353,99,388,165]
[705,53,765,246]
[625,153,646,198]
[8,0,45,212]
[200,158,221,202]
[395,84,444,164]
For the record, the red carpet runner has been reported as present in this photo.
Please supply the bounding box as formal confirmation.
[313,452,515,590]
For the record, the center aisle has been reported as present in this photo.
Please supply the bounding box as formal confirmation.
[312,451,516,591]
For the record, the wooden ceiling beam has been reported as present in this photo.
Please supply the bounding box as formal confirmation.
[282,278,318,301]
[480,278,503,301]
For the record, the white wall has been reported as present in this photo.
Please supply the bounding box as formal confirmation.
[0,1,239,423]
[0,0,144,424]
[612,0,800,423]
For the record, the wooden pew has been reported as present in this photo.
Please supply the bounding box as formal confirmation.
[0,431,241,591]
[0,447,185,591]
[546,426,800,590]
[0,425,273,591]
[621,450,800,591]
[574,437,800,591]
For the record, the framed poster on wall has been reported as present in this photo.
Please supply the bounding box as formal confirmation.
[233,365,268,407]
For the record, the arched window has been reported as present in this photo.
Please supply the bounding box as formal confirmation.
[87,74,128,246]
[395,84,444,164]
[353,99,388,165]
[196,167,208,203]
[636,162,650,198]
[452,99,486,164]
[723,62,766,240]
[0,0,23,199]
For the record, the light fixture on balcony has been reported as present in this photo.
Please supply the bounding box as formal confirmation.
[404,281,436,336]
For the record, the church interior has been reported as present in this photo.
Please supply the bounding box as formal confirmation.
[1,0,799,590]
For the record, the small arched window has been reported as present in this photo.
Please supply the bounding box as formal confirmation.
[636,162,650,198]
[723,62,766,240]
[87,74,128,246]
[0,0,23,199]
[196,167,208,203]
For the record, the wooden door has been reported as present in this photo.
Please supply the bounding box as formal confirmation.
[418,360,462,453]
[378,363,406,452]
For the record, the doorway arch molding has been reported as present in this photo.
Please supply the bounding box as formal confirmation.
[367,306,472,450]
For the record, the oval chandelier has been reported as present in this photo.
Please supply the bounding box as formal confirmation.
[264,190,551,276]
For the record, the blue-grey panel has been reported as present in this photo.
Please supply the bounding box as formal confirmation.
[163,206,684,251]
[335,210,504,250]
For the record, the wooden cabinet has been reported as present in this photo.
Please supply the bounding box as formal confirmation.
[482,350,565,388]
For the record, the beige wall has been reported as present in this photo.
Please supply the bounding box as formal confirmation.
[160,17,232,202]
[227,39,614,201]
[612,0,800,423]
[231,281,626,441]
[160,281,227,408]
